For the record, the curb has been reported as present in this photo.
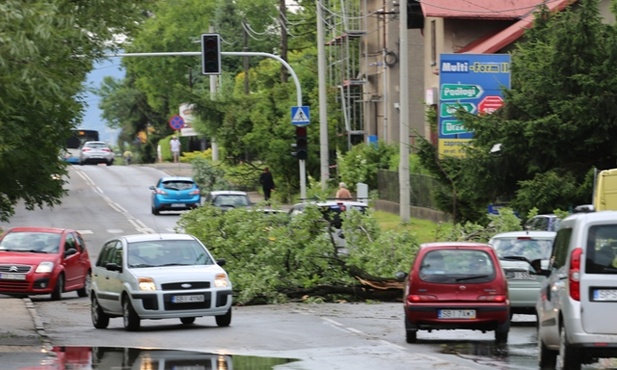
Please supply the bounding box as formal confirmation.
[23,298,54,353]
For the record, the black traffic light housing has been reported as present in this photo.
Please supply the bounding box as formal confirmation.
[201,34,221,75]
[294,126,308,160]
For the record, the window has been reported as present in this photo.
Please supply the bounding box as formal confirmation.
[551,228,572,269]
[585,225,617,274]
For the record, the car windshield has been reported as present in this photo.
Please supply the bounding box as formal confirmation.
[419,249,496,283]
[161,181,195,191]
[213,195,249,207]
[127,240,214,268]
[492,237,553,261]
[0,232,61,253]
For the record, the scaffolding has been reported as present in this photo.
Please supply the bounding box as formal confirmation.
[321,0,368,149]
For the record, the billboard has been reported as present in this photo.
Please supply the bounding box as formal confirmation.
[438,54,511,157]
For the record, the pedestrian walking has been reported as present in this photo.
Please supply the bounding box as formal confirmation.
[259,167,276,201]
[335,182,352,200]
[170,136,181,163]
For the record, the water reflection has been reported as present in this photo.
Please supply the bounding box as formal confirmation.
[34,346,297,370]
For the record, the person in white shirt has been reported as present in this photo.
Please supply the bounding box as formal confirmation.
[170,136,181,163]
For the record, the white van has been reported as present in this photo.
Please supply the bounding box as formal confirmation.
[536,210,617,370]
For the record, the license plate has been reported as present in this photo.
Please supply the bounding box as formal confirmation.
[171,203,185,207]
[438,309,476,319]
[512,272,535,280]
[172,294,204,303]
[593,289,617,301]
[0,273,26,280]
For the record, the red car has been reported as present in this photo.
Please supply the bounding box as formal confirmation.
[398,242,510,343]
[0,227,91,300]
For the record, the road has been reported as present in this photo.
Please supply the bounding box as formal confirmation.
[1,165,613,369]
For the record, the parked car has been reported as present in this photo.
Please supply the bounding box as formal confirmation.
[90,233,233,331]
[397,242,510,343]
[203,190,252,211]
[536,210,617,370]
[524,214,561,231]
[488,230,555,316]
[79,141,114,166]
[0,227,91,300]
[150,177,201,215]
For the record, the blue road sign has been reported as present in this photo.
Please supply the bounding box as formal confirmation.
[291,106,310,126]
[169,115,185,130]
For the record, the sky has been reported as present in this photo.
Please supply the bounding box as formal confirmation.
[81,57,125,145]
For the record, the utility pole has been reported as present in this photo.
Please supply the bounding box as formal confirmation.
[399,0,411,222]
[279,0,288,83]
[316,0,329,190]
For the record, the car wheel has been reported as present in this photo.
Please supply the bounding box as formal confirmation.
[215,308,232,327]
[181,317,196,325]
[495,319,510,343]
[151,205,160,215]
[51,274,64,301]
[122,296,141,331]
[558,326,581,370]
[77,272,91,298]
[106,161,112,166]
[91,295,110,329]
[538,325,557,369]
[405,329,418,343]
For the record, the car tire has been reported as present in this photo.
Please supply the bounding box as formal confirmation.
[405,329,418,343]
[538,325,557,369]
[123,296,141,331]
[215,308,232,327]
[151,205,160,215]
[106,161,112,166]
[91,295,110,329]
[76,272,91,298]
[495,319,510,343]
[558,326,581,370]
[51,274,64,301]
[181,317,196,325]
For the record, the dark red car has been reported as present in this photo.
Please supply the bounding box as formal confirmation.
[398,242,510,343]
[0,227,91,300]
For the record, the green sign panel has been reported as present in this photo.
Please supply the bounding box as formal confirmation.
[440,102,476,117]
[441,120,471,136]
[440,84,483,100]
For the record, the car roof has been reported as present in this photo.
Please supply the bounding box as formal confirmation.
[419,242,494,250]
[491,230,556,239]
[209,190,248,196]
[3,227,70,235]
[117,233,199,243]
[159,176,195,182]
[83,141,108,145]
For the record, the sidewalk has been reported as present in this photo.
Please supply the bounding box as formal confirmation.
[0,297,54,369]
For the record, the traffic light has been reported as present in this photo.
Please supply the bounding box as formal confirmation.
[201,34,221,75]
[295,126,308,160]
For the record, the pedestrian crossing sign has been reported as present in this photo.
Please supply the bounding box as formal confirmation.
[291,106,310,126]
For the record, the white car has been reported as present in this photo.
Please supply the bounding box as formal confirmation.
[79,141,114,166]
[90,233,233,331]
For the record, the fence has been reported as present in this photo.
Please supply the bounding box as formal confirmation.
[377,170,441,209]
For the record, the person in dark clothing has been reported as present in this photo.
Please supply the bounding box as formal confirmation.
[259,167,275,201]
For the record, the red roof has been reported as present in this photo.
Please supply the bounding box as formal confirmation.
[421,0,556,20]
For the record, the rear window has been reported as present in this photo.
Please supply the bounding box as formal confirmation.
[491,237,553,261]
[585,225,617,274]
[212,195,249,207]
[162,181,195,191]
[419,249,496,283]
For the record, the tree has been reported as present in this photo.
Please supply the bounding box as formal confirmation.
[419,0,617,222]
[0,0,152,222]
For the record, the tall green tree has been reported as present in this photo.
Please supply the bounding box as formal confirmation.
[419,0,617,222]
[0,0,152,221]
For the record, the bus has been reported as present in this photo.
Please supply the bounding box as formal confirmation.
[63,129,100,164]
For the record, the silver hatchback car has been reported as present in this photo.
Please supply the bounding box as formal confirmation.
[489,231,555,316]
[91,233,233,331]
[79,141,114,166]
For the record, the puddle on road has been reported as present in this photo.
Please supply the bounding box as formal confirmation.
[28,346,298,370]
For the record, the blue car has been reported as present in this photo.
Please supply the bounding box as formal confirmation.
[149,177,201,215]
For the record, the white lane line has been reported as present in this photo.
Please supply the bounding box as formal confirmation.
[78,230,93,235]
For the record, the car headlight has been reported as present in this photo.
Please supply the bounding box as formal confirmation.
[35,262,54,273]
[138,277,156,291]
[214,273,230,288]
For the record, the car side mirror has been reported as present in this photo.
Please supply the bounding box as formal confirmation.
[394,271,408,282]
[149,186,156,191]
[64,248,77,257]
[529,258,551,276]
[105,262,122,272]
[216,258,226,267]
